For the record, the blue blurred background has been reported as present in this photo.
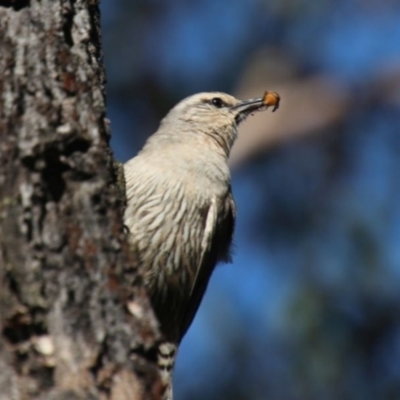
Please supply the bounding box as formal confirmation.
[100,1,400,399]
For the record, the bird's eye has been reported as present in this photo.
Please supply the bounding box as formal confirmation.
[211,97,224,108]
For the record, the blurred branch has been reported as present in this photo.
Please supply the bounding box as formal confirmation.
[231,50,351,166]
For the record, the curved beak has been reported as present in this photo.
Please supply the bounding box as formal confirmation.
[231,91,280,124]
[231,97,265,113]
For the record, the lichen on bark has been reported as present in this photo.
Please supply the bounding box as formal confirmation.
[0,1,161,399]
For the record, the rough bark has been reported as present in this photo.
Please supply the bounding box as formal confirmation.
[0,1,161,399]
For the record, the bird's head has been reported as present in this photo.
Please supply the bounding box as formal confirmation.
[150,91,279,158]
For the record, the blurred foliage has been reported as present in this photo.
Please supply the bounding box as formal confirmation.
[101,0,400,399]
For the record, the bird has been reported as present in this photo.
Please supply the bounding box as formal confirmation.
[123,91,279,399]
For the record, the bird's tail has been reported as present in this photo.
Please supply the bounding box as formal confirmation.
[158,341,177,400]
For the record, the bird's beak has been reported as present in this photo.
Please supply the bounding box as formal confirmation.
[231,92,280,123]
[231,97,266,115]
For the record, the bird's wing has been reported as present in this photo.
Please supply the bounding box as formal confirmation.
[179,192,236,341]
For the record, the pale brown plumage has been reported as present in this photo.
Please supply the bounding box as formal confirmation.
[124,91,277,399]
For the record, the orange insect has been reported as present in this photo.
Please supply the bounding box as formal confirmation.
[263,91,280,112]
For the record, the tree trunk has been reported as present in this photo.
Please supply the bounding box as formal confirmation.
[0,1,161,399]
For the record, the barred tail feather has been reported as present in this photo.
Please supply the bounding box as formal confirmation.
[158,342,177,400]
